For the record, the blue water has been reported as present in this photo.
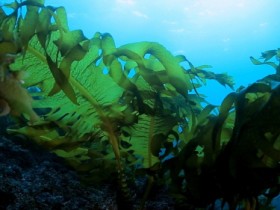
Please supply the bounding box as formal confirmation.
[42,0,280,105]
[2,0,279,104]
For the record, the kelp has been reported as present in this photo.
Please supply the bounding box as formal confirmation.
[250,48,280,83]
[1,0,200,184]
[164,82,280,209]
[161,51,280,209]
[0,1,279,209]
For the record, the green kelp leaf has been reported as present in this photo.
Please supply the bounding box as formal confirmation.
[123,53,171,88]
[235,83,271,124]
[214,73,235,89]
[197,104,217,126]
[11,26,122,120]
[62,50,122,139]
[177,119,214,173]
[69,78,123,140]
[176,55,199,92]
[101,34,193,117]
[0,14,17,42]
[176,56,235,90]
[53,147,96,171]
[150,133,166,157]
[218,92,236,119]
[101,33,138,92]
[212,92,236,150]
[7,124,70,149]
[119,42,191,97]
[220,110,235,146]
[45,9,87,100]
[36,6,70,48]
[72,48,123,105]
[46,54,77,103]
[250,56,278,70]
[36,7,52,47]
[20,1,40,51]
[54,29,86,56]
[195,65,213,69]
[113,48,167,91]
[121,114,177,168]
[70,35,101,78]
[230,83,272,149]
[153,129,179,158]
[10,35,54,91]
[250,56,263,65]
[160,93,199,120]
[261,50,277,61]
[11,30,81,104]
[7,125,58,142]
[52,6,68,30]
[26,0,45,5]
[105,52,137,91]
[143,54,165,72]
[10,28,126,172]
[182,104,216,145]
[42,56,124,140]
[227,81,280,172]
[54,147,90,160]
[38,7,87,97]
[59,44,87,71]
[0,8,6,22]
[184,66,235,90]
[101,33,117,55]
[277,48,280,59]
[3,2,19,10]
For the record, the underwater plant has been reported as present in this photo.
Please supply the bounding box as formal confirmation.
[0,51,39,122]
[0,0,279,209]
[250,48,280,85]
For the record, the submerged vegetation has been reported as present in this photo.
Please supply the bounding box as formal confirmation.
[0,0,279,209]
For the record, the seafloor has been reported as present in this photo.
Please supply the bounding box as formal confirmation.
[0,116,175,210]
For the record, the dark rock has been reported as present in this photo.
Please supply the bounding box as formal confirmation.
[0,129,175,210]
[0,134,117,210]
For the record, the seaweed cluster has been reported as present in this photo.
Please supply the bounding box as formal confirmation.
[0,0,279,209]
